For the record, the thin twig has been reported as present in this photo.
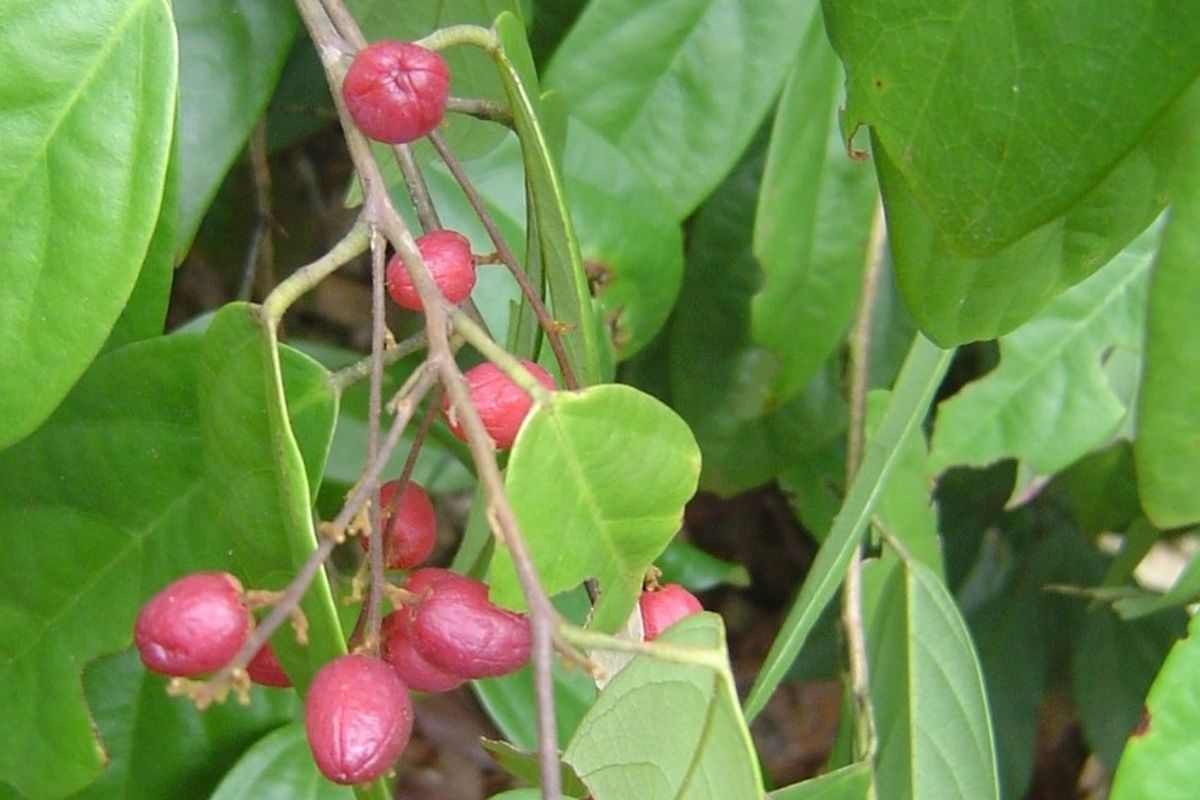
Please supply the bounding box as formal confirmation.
[446,96,513,126]
[329,330,429,392]
[364,230,388,654]
[395,144,442,233]
[262,219,370,324]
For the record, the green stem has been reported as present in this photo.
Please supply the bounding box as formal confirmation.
[262,220,370,326]
[416,24,498,53]
[558,623,727,674]
[448,307,555,402]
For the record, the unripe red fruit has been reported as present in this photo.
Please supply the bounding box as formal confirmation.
[247,642,291,688]
[387,230,476,311]
[639,584,703,641]
[135,572,252,677]
[381,611,464,693]
[359,480,437,570]
[444,361,556,449]
[305,654,414,785]
[341,41,449,144]
[411,581,532,679]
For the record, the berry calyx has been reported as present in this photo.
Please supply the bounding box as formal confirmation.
[134,572,252,677]
[305,654,414,785]
[444,360,557,449]
[639,583,703,641]
[387,229,476,311]
[359,480,437,570]
[381,611,464,693]
[247,642,291,688]
[411,580,531,679]
[341,41,449,144]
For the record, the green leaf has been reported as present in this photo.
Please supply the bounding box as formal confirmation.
[751,7,878,404]
[1135,142,1200,528]
[0,0,176,450]
[869,561,999,800]
[472,653,597,751]
[824,0,1200,255]
[491,384,701,633]
[563,614,765,800]
[744,336,952,721]
[488,792,580,800]
[210,723,352,800]
[69,649,299,800]
[174,0,298,252]
[1110,611,1200,800]
[480,739,590,797]
[768,763,873,800]
[657,540,750,592]
[546,0,815,219]
[1058,443,1141,537]
[927,223,1160,475]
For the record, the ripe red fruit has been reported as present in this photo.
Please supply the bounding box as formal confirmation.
[402,567,489,605]
[359,480,437,570]
[305,654,414,785]
[444,361,556,449]
[341,40,449,144]
[639,584,703,641]
[134,572,252,677]
[247,642,291,688]
[411,581,531,679]
[381,611,464,693]
[387,229,476,311]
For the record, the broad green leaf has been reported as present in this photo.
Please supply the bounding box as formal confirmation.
[564,614,765,800]
[70,649,299,800]
[0,0,176,450]
[174,0,298,252]
[565,119,684,360]
[480,739,590,797]
[1135,142,1200,528]
[1071,605,1187,768]
[751,7,878,404]
[928,223,1160,476]
[1058,443,1141,536]
[492,384,701,633]
[1110,611,1200,800]
[744,336,952,721]
[657,540,750,592]
[494,12,605,383]
[209,723,352,800]
[670,145,849,496]
[869,562,999,800]
[199,304,344,690]
[0,329,331,797]
[824,0,1200,255]
[546,0,815,219]
[877,84,1199,345]
[768,763,872,800]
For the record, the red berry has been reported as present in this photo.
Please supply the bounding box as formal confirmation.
[247,642,291,688]
[381,611,464,693]
[639,584,703,641]
[387,230,476,311]
[402,567,489,604]
[411,581,531,679]
[134,572,251,677]
[359,480,437,570]
[444,361,556,449]
[305,654,413,785]
[341,40,449,144]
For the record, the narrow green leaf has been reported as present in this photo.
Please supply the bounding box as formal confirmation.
[0,0,176,449]
[1135,141,1200,528]
[928,223,1160,475]
[657,540,751,592]
[546,0,816,219]
[768,763,872,800]
[824,0,1200,254]
[174,0,298,251]
[491,384,701,633]
[751,7,878,404]
[564,614,765,800]
[744,336,952,721]
[472,653,597,751]
[869,562,1000,800]
[1110,611,1200,800]
[480,739,590,797]
[209,723,352,800]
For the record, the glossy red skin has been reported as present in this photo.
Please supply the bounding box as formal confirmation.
[359,480,437,569]
[411,581,531,679]
[305,654,413,785]
[402,567,489,602]
[135,572,251,677]
[387,229,476,311]
[381,611,464,693]
[247,642,291,688]
[639,584,703,641]
[341,41,449,144]
[444,360,556,449]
